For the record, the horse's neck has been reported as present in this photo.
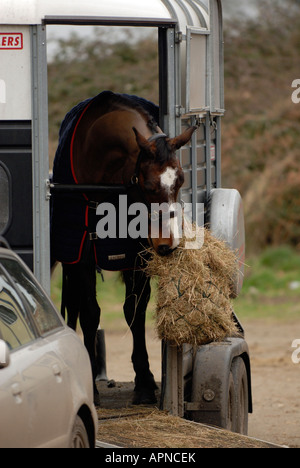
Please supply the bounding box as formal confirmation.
[74,109,152,185]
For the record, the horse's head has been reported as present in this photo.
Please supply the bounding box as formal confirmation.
[133,126,197,256]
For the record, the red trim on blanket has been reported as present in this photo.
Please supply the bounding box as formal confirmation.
[63,231,88,265]
[85,205,89,228]
[93,242,98,265]
[64,105,94,264]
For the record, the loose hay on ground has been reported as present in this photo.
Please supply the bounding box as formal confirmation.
[97,408,275,448]
[144,225,240,347]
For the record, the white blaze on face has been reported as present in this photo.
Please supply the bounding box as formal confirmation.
[159,167,181,249]
[160,167,177,195]
[169,208,181,249]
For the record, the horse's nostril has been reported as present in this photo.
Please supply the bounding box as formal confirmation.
[157,244,172,256]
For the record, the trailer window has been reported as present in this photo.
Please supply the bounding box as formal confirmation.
[187,31,207,113]
[0,163,11,235]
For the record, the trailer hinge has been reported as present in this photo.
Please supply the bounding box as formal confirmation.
[45,179,51,201]
[175,105,186,117]
[175,31,183,43]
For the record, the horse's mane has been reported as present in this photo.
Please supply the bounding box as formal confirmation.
[112,93,158,133]
[95,91,158,134]
[96,91,173,164]
[154,137,174,164]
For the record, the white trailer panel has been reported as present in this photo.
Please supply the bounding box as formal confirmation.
[0,26,31,120]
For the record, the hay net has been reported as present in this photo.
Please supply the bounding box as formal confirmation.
[143,221,241,347]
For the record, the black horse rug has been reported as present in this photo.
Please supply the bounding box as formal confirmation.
[50,91,159,271]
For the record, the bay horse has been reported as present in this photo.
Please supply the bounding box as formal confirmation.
[51,91,196,405]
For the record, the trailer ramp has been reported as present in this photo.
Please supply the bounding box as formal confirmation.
[96,382,282,449]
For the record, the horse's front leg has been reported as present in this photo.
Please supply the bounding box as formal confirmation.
[61,263,81,330]
[78,261,101,406]
[123,269,158,405]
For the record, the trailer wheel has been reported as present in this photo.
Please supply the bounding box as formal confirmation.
[232,357,249,435]
[225,371,235,432]
[225,359,248,434]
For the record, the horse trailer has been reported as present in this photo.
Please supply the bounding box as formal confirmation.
[0,0,252,438]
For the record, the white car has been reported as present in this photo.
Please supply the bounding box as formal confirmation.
[0,247,98,448]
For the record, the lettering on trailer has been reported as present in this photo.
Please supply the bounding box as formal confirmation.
[0,33,23,50]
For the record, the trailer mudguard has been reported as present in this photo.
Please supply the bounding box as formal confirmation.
[186,337,252,434]
[207,188,245,297]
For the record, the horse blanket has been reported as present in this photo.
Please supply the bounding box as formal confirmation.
[50,91,159,270]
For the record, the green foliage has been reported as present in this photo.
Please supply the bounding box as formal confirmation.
[222,0,300,252]
[235,246,300,320]
[259,246,300,272]
[243,246,300,293]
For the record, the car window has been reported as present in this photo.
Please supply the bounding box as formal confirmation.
[0,258,62,336]
[0,271,36,350]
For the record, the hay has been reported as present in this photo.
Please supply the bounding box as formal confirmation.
[97,408,275,448]
[144,223,240,346]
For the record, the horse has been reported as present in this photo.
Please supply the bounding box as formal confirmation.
[51,91,196,406]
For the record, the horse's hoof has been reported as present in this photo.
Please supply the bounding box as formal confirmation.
[132,389,157,405]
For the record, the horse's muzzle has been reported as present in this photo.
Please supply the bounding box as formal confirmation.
[157,244,175,256]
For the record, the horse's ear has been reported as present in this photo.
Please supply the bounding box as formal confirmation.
[168,126,197,151]
[132,127,156,157]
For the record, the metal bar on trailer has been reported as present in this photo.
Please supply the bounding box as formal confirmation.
[215,115,221,188]
[164,27,177,137]
[44,16,177,27]
[49,183,128,194]
[217,0,225,111]
[205,112,211,198]
[191,116,198,223]
[31,25,51,294]
[162,343,184,417]
[175,0,194,27]
[160,24,185,418]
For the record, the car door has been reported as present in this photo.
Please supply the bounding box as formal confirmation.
[15,331,73,448]
[0,266,36,448]
[0,257,71,448]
